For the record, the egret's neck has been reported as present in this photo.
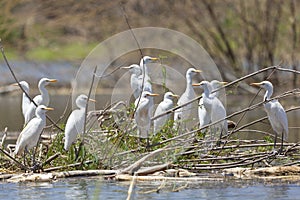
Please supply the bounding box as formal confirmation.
[39,83,49,102]
[36,111,46,120]
[22,87,30,100]
[264,87,273,101]
[140,60,149,77]
[77,101,87,110]
[203,85,210,97]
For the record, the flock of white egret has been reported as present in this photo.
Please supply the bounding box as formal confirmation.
[10,55,289,162]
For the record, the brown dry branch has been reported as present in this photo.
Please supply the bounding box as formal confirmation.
[42,152,61,166]
[43,160,95,172]
[0,148,28,171]
[120,148,167,175]
[180,154,271,171]
[135,163,172,176]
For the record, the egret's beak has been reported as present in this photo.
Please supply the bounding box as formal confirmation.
[220,81,228,85]
[194,69,202,73]
[89,98,96,103]
[150,57,159,61]
[148,93,159,97]
[48,79,57,83]
[250,82,262,87]
[44,107,54,111]
[192,83,201,87]
[172,94,180,98]
[121,66,132,69]
[12,83,19,86]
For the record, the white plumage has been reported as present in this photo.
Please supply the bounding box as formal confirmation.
[64,94,96,151]
[13,81,30,120]
[193,81,228,139]
[122,64,143,99]
[14,105,53,156]
[174,68,201,128]
[251,81,288,152]
[24,78,57,125]
[197,80,227,129]
[153,92,178,134]
[134,91,158,139]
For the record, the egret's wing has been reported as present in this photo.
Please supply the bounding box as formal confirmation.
[272,101,289,138]
[24,103,36,125]
[64,109,84,150]
[33,95,43,105]
[15,118,43,155]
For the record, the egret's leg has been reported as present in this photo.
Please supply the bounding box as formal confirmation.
[23,151,26,166]
[146,134,150,149]
[279,131,284,154]
[24,148,31,167]
[273,131,278,149]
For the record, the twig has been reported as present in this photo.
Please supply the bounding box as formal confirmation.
[181,154,272,170]
[42,152,61,166]
[120,148,167,175]
[43,160,94,172]
[142,178,167,194]
[0,148,28,170]
[76,66,97,160]
[172,183,189,192]
[126,173,137,200]
[119,3,146,118]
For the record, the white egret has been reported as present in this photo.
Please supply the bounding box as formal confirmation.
[24,78,57,125]
[174,68,201,129]
[153,92,179,134]
[134,91,159,145]
[12,81,30,119]
[197,80,227,129]
[64,94,96,151]
[139,56,159,118]
[193,81,228,139]
[14,105,53,157]
[139,56,159,88]
[250,81,288,153]
[121,64,143,99]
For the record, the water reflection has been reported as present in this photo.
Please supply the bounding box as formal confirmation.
[0,178,300,200]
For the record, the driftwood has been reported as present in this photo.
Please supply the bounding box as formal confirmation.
[5,169,117,183]
[223,165,300,180]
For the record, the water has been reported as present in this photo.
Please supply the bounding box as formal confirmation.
[0,177,299,199]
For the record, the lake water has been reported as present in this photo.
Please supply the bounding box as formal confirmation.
[1,177,300,200]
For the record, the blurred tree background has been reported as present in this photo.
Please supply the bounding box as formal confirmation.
[0,0,299,85]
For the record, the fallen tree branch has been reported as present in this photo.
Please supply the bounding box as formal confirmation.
[120,148,167,175]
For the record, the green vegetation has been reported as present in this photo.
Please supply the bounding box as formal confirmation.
[24,43,98,61]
